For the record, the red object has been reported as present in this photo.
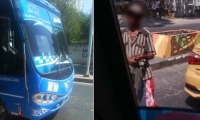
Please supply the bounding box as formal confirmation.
[146,78,157,107]
[18,114,25,117]
[155,112,200,120]
[8,112,25,117]
[188,51,200,65]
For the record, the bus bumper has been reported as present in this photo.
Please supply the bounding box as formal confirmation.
[25,87,72,120]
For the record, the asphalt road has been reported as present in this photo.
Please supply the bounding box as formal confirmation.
[147,22,200,32]
[153,63,200,110]
[7,82,93,120]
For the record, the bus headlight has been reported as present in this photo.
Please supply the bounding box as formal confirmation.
[49,95,56,102]
[36,95,42,101]
[33,94,59,104]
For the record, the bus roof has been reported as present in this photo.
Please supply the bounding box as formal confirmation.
[33,0,61,16]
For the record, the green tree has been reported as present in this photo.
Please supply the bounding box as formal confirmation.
[47,0,91,44]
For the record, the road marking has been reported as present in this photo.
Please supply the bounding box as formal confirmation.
[74,82,93,85]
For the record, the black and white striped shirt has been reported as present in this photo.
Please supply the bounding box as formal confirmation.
[121,28,156,80]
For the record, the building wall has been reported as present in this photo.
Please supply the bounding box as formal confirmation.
[194,0,200,6]
[164,0,197,16]
[68,44,93,64]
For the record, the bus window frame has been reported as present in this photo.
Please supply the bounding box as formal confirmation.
[0,3,24,77]
[95,0,141,119]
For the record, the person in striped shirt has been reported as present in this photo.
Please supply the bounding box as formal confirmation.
[122,1,157,107]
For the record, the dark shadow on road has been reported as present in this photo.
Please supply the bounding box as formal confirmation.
[5,115,29,120]
[147,18,174,28]
[119,17,175,28]
[185,96,200,110]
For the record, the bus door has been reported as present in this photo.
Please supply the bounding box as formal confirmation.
[0,15,26,114]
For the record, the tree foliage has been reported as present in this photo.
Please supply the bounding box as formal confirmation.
[47,0,91,44]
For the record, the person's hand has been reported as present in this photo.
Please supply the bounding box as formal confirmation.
[135,53,145,61]
[127,57,138,65]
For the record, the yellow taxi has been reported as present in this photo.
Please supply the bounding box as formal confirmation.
[185,44,200,99]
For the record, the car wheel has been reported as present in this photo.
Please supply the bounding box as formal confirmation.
[0,100,7,120]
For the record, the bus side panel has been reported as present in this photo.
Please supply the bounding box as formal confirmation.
[0,76,26,115]
[11,0,44,118]
[24,57,42,118]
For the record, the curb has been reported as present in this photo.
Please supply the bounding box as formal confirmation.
[74,77,93,84]
[150,53,189,71]
[73,65,93,84]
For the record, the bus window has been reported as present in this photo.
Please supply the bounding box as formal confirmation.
[0,3,24,76]
[9,31,14,48]
[48,11,70,70]
[18,0,72,78]
[110,0,200,119]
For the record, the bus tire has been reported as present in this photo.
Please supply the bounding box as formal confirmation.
[0,99,7,120]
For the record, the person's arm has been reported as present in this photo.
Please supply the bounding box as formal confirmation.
[135,34,156,61]
[137,53,154,60]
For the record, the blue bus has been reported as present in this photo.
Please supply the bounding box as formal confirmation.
[0,0,74,119]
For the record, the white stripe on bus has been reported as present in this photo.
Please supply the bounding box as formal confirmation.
[0,92,24,98]
[10,112,18,115]
[36,57,59,67]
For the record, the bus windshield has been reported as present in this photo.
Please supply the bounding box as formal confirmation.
[18,1,71,75]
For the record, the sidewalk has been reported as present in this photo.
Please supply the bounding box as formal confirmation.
[74,65,93,83]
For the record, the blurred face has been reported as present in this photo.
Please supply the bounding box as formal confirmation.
[126,10,143,29]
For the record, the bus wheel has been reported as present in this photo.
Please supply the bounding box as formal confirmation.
[0,100,7,120]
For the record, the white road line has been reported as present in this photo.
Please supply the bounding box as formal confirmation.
[74,82,93,85]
